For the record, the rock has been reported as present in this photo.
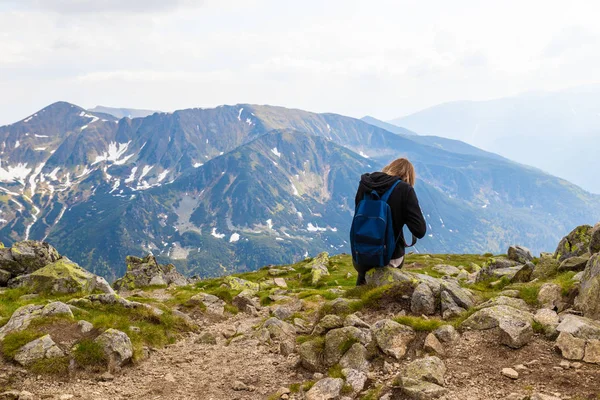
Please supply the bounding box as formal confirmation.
[9,258,114,295]
[297,339,324,372]
[0,302,73,340]
[511,262,534,283]
[99,372,114,382]
[232,381,249,391]
[272,306,293,320]
[371,319,415,360]
[77,320,94,333]
[533,309,559,338]
[461,305,533,331]
[196,332,217,345]
[305,378,343,400]
[342,368,367,394]
[0,269,11,286]
[273,277,287,288]
[263,317,296,355]
[538,283,562,309]
[232,292,260,312]
[325,298,360,316]
[499,318,533,348]
[590,223,600,254]
[343,314,370,329]
[555,332,585,360]
[324,326,371,366]
[555,225,593,262]
[423,333,445,356]
[2,241,61,276]
[14,334,65,366]
[501,368,519,379]
[559,255,591,272]
[188,293,226,316]
[113,255,187,291]
[531,256,560,280]
[365,266,413,287]
[268,268,287,276]
[575,253,600,319]
[314,315,344,335]
[573,271,585,281]
[399,379,448,399]
[94,328,133,367]
[402,356,446,385]
[397,356,447,398]
[508,245,533,264]
[440,291,465,320]
[556,314,600,340]
[476,296,530,312]
[583,339,600,364]
[340,343,369,372]
[432,265,460,276]
[499,290,520,298]
[294,318,312,334]
[411,283,436,316]
[440,280,474,310]
[433,325,460,343]
[530,395,561,400]
[305,252,330,285]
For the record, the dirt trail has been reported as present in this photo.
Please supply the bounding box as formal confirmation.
[28,313,302,400]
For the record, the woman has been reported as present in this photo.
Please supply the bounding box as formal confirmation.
[353,158,427,285]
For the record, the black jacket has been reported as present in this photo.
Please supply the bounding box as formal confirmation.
[354,172,427,259]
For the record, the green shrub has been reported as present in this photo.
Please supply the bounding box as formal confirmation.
[73,339,107,367]
[30,356,70,376]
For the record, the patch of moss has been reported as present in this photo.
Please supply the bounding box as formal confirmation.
[30,356,70,376]
[338,337,359,355]
[394,316,445,332]
[328,364,344,379]
[1,330,43,360]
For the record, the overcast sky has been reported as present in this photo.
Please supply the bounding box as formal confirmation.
[1,0,600,125]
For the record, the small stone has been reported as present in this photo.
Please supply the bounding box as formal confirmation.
[423,333,445,356]
[555,332,585,360]
[99,372,114,382]
[499,318,533,349]
[273,278,287,288]
[433,325,460,343]
[313,372,324,380]
[501,368,519,379]
[559,360,570,369]
[583,339,600,364]
[306,378,343,400]
[232,381,249,391]
[77,320,94,333]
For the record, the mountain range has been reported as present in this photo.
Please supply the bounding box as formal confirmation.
[1,101,599,281]
[389,84,600,194]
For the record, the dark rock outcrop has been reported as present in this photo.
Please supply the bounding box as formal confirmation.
[113,254,188,290]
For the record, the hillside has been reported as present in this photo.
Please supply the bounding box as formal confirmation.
[1,102,600,280]
[1,231,600,399]
[389,85,600,193]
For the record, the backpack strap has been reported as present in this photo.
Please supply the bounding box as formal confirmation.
[381,180,400,203]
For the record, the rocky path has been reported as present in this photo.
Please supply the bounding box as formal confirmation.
[28,313,301,400]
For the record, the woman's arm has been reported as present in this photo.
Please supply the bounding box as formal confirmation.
[405,187,427,239]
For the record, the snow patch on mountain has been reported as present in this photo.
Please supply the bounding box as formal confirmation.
[271,148,281,158]
[229,233,240,243]
[93,142,132,165]
[211,228,225,239]
[0,162,32,184]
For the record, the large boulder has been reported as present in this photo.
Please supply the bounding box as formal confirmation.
[0,302,73,340]
[94,329,133,367]
[507,245,533,264]
[305,252,330,285]
[411,283,436,315]
[558,254,591,273]
[554,225,593,263]
[371,319,415,360]
[574,253,600,319]
[305,378,343,400]
[365,266,414,286]
[396,356,448,399]
[8,258,113,295]
[324,326,371,366]
[590,223,600,255]
[13,335,64,367]
[113,255,188,291]
[1,241,60,276]
[460,305,533,331]
[531,256,559,280]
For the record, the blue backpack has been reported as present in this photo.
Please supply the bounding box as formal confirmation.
[350,180,402,267]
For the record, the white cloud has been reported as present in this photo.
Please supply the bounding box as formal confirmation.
[1,0,600,124]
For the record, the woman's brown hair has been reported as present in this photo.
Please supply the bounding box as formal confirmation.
[382,158,416,187]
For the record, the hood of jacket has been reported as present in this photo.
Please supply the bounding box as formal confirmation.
[359,172,400,196]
